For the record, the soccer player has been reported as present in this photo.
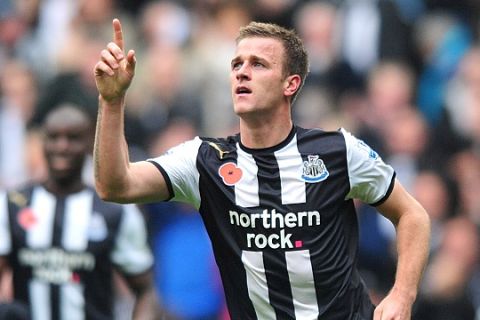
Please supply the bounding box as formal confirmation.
[93,19,431,320]
[0,104,160,319]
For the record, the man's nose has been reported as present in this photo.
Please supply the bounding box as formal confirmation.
[236,63,251,80]
[54,136,71,151]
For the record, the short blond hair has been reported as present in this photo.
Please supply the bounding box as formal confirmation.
[237,22,309,103]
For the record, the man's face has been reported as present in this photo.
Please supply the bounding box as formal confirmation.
[43,111,92,183]
[230,37,288,117]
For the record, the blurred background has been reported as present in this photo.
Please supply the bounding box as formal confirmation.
[1,0,480,319]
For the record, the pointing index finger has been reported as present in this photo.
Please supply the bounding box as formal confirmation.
[112,18,124,52]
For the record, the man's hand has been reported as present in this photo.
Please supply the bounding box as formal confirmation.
[373,287,414,320]
[94,18,136,104]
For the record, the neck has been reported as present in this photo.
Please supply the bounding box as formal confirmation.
[43,177,85,196]
[240,116,293,149]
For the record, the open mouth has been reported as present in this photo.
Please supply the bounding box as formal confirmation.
[236,86,252,94]
[49,155,72,171]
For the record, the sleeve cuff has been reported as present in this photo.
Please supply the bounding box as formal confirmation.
[147,160,174,201]
[371,172,396,207]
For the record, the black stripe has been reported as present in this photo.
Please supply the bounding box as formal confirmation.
[252,153,282,208]
[51,197,65,246]
[51,196,65,320]
[7,186,34,307]
[196,142,262,319]
[263,251,295,319]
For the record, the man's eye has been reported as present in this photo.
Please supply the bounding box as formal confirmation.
[46,133,58,140]
[232,62,242,70]
[253,62,264,68]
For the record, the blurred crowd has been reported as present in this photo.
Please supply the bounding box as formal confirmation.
[1,0,480,319]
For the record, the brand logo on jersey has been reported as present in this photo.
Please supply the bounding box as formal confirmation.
[19,248,95,284]
[219,162,243,186]
[302,155,329,183]
[229,209,321,249]
[357,140,378,159]
[18,207,37,230]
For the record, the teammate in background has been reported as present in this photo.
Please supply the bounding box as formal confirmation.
[93,19,431,320]
[0,104,161,319]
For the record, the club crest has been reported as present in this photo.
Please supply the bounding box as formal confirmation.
[302,155,329,183]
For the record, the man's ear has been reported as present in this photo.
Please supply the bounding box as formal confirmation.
[283,75,302,98]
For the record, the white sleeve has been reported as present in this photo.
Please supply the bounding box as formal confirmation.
[0,191,11,255]
[111,204,153,275]
[148,137,202,209]
[342,128,395,205]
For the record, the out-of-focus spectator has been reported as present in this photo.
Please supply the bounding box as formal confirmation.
[29,27,102,127]
[251,0,301,28]
[448,151,480,225]
[139,1,192,48]
[412,170,454,255]
[382,107,429,190]
[0,104,161,320]
[292,0,361,128]
[445,46,480,144]
[354,60,417,155]
[424,0,480,35]
[187,1,251,136]
[414,11,472,127]
[129,44,202,152]
[340,0,413,79]
[0,59,39,188]
[413,215,479,320]
[71,0,137,45]
[392,0,426,24]
[0,0,40,69]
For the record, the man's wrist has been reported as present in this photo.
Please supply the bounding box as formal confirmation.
[98,95,125,109]
[390,284,417,303]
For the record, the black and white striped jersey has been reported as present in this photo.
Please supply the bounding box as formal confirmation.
[149,126,395,320]
[0,185,153,320]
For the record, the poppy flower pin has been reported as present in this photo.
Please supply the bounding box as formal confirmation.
[218,162,243,186]
[18,207,37,230]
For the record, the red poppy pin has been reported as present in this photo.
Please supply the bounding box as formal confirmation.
[18,207,37,230]
[219,162,243,186]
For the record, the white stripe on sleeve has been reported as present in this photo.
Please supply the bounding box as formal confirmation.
[111,204,153,274]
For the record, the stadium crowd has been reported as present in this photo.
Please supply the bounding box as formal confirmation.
[1,0,480,319]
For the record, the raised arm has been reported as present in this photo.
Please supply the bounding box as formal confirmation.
[374,179,431,320]
[93,19,169,203]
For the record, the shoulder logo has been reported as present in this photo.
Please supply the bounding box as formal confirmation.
[219,162,243,186]
[357,140,379,159]
[302,155,329,183]
[208,142,230,159]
